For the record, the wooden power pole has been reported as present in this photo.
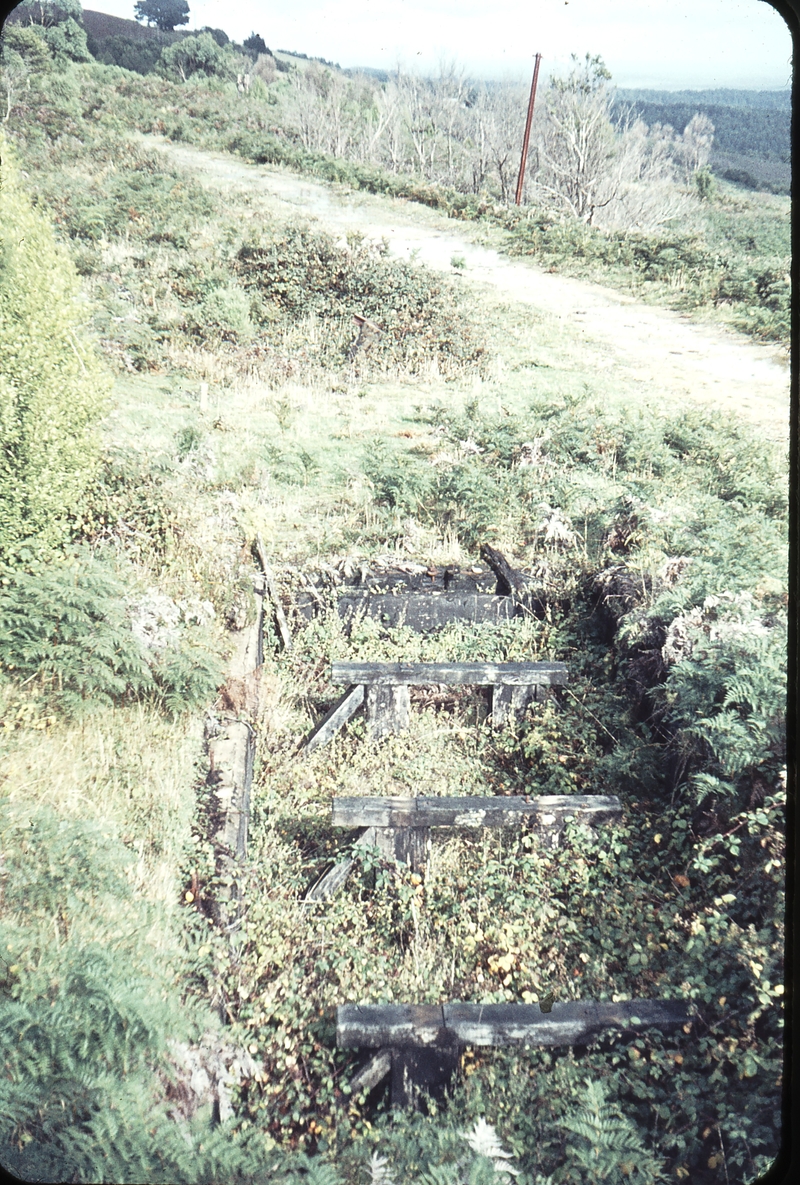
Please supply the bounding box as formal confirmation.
[514,53,542,206]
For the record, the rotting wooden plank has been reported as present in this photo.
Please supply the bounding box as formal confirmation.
[209,586,264,935]
[442,1000,692,1046]
[338,592,516,633]
[338,1004,445,1049]
[208,722,254,862]
[349,1050,392,1095]
[366,683,410,739]
[331,661,568,687]
[304,827,378,904]
[256,535,292,652]
[332,795,622,830]
[332,797,400,828]
[345,568,497,595]
[302,684,365,756]
[337,1000,691,1051]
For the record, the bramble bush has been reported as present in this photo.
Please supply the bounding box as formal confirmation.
[236,225,487,376]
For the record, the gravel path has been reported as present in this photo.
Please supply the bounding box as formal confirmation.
[153,138,790,438]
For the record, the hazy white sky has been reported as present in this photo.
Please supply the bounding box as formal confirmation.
[81,1,792,88]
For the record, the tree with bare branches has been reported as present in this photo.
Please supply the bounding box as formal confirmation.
[531,54,697,231]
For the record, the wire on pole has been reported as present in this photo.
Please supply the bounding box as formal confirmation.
[514,53,542,207]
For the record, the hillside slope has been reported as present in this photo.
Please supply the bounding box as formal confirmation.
[153,136,790,438]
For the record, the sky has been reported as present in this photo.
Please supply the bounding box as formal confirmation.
[79,1,793,88]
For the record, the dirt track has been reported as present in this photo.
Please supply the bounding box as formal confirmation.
[154,139,790,439]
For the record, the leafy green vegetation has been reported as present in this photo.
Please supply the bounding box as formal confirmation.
[0,137,109,562]
[0,30,786,1185]
[198,385,784,1181]
[237,227,486,375]
[499,195,790,344]
[1,44,788,347]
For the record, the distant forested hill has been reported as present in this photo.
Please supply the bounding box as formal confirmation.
[614,88,791,191]
[617,87,790,109]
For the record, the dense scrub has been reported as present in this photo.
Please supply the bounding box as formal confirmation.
[0,61,484,381]
[236,227,486,376]
[0,34,787,1185]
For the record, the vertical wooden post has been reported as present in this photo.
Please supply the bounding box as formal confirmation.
[390,1044,460,1109]
[374,826,430,873]
[366,684,411,739]
[515,53,543,206]
[491,683,536,726]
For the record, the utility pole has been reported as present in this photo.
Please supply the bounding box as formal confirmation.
[514,53,542,206]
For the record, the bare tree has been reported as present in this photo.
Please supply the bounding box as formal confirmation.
[611,118,693,230]
[397,69,438,177]
[533,54,619,223]
[531,54,693,231]
[678,112,715,183]
[272,52,695,227]
[480,80,527,203]
[286,65,358,157]
[429,61,470,186]
[375,78,405,171]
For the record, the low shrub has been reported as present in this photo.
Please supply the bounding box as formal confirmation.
[237,225,487,375]
[0,799,299,1184]
[0,551,224,719]
[193,285,255,343]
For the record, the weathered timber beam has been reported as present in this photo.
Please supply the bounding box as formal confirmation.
[332,795,622,830]
[349,1050,392,1094]
[492,683,538,726]
[302,684,365,756]
[373,825,429,872]
[305,823,430,905]
[338,1004,447,1049]
[339,592,516,633]
[442,1000,692,1045]
[366,683,410,739]
[391,1045,461,1109]
[330,661,568,687]
[337,999,691,1050]
[304,827,378,904]
[479,544,530,598]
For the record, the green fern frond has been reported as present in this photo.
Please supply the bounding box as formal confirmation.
[559,1078,666,1184]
